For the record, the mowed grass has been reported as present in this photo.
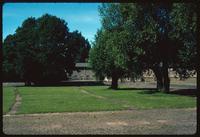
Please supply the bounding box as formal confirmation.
[16,86,123,114]
[82,86,196,109]
[3,86,196,114]
[3,87,16,114]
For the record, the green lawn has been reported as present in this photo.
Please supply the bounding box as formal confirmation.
[3,87,16,114]
[82,86,196,109]
[3,86,196,114]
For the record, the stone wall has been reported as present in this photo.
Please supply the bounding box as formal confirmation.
[70,70,96,80]
[69,68,196,81]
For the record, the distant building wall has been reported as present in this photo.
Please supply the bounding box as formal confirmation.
[104,69,197,82]
[69,63,196,81]
[70,69,96,80]
[69,63,96,80]
[142,69,197,78]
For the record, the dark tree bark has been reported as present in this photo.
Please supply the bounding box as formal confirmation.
[152,65,163,91]
[162,61,170,93]
[25,81,31,86]
[111,74,119,89]
[160,38,170,93]
[152,62,170,92]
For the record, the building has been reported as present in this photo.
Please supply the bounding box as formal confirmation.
[69,63,96,80]
[70,63,196,81]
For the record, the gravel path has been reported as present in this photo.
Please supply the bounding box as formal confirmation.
[3,108,196,135]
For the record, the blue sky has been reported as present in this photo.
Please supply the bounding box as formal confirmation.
[3,3,102,43]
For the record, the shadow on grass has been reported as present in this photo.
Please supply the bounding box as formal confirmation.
[169,89,197,97]
[116,87,197,97]
[115,87,158,94]
[19,81,106,87]
[117,88,157,91]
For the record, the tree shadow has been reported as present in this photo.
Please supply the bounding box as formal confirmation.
[19,81,106,87]
[116,87,197,97]
[138,90,159,94]
[117,87,157,91]
[116,87,158,94]
[169,89,197,97]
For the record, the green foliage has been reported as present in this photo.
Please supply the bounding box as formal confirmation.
[99,3,123,31]
[3,14,91,83]
[120,3,196,72]
[14,17,39,82]
[89,30,107,79]
[90,29,140,81]
[67,30,91,63]
[90,4,143,87]
[34,14,70,82]
[90,3,197,90]
[169,3,197,78]
[3,34,20,81]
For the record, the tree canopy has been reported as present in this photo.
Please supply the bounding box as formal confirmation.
[89,3,197,91]
[3,14,91,85]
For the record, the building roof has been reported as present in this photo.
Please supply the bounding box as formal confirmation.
[75,63,91,68]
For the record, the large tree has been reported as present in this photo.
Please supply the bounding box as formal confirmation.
[89,4,142,89]
[3,14,90,85]
[132,3,173,92]
[119,3,197,92]
[90,3,197,91]
[136,3,196,92]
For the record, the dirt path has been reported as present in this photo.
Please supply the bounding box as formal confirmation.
[7,88,22,115]
[79,88,133,109]
[3,108,196,135]
[79,88,106,99]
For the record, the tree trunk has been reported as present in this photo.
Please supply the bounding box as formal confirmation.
[162,61,170,93]
[25,81,31,86]
[111,75,118,89]
[152,66,163,91]
[157,75,163,91]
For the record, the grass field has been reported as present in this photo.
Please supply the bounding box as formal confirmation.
[3,86,196,114]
